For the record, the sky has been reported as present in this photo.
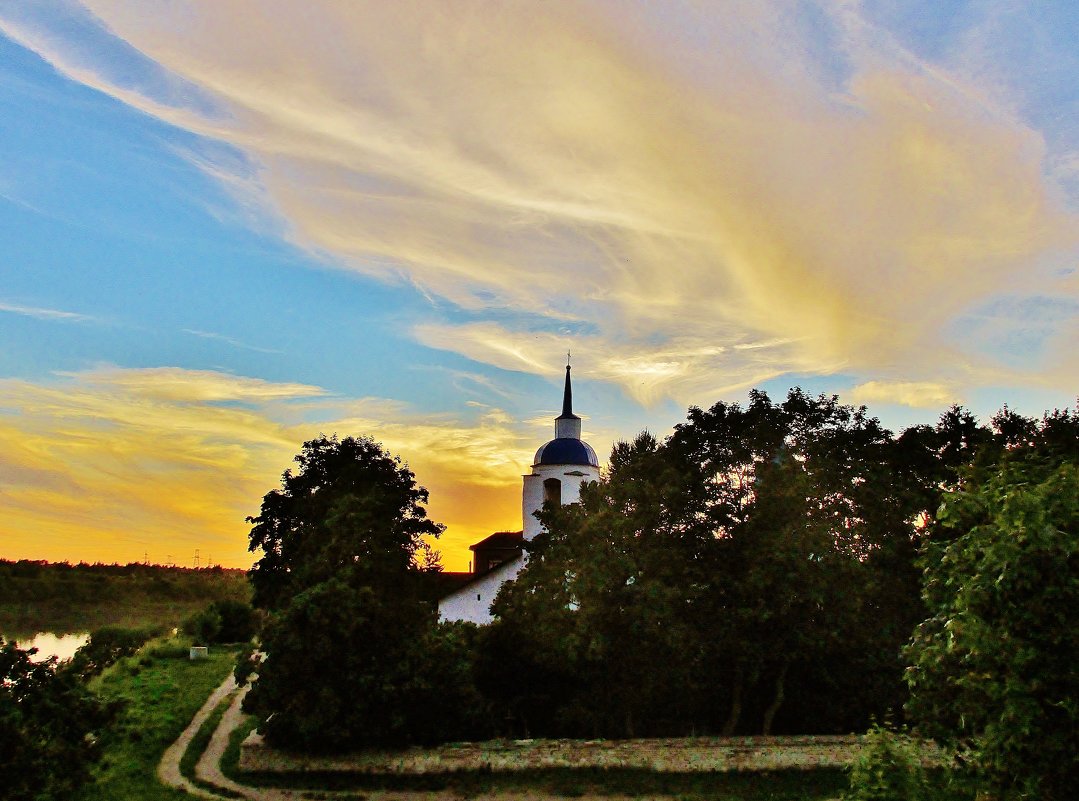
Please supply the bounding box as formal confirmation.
[0,1,1076,571]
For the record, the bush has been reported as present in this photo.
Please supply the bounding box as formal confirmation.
[182,599,257,646]
[183,606,222,646]
[66,625,156,681]
[905,461,1079,799]
[846,722,929,801]
[210,599,257,643]
[146,640,191,660]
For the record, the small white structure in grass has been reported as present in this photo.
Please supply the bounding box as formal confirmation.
[189,646,208,660]
[438,363,600,624]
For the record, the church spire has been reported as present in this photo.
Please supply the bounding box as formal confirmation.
[559,360,576,419]
[554,357,582,439]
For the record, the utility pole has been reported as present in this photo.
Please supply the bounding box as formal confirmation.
[193,548,200,569]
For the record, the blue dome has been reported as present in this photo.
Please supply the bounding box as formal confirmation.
[534,437,599,467]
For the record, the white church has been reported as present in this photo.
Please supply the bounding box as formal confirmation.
[437,364,600,624]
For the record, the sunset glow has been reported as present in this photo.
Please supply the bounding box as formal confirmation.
[1,2,1076,570]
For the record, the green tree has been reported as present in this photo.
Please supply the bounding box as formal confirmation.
[667,389,916,734]
[905,458,1079,799]
[247,434,443,610]
[66,626,154,681]
[244,435,464,750]
[182,605,222,645]
[0,639,113,801]
[209,599,257,643]
[491,432,704,737]
[491,389,927,737]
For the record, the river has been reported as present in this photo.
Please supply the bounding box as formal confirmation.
[5,631,90,661]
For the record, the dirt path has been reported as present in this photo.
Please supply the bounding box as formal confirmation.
[156,672,237,799]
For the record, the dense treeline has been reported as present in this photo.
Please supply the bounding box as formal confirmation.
[244,394,1077,787]
[485,392,1077,741]
[0,561,250,637]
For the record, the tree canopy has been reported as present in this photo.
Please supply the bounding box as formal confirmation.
[247,434,443,610]
[244,435,489,750]
[0,639,113,801]
[905,410,1079,799]
[488,389,934,737]
[240,397,1078,779]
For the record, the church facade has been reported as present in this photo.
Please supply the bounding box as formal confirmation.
[438,364,600,624]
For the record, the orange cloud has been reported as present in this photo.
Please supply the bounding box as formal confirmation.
[0,368,556,570]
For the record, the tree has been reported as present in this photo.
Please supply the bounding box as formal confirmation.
[66,626,154,681]
[491,432,706,737]
[0,639,113,801]
[666,389,917,734]
[244,435,459,750]
[247,434,443,610]
[905,458,1079,799]
[490,389,928,737]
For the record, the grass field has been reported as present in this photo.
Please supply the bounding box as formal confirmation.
[74,638,239,801]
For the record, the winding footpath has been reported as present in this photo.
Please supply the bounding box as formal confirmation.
[156,672,237,799]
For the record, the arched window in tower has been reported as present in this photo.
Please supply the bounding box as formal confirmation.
[543,477,562,505]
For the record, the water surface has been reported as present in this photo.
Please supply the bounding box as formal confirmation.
[6,631,90,661]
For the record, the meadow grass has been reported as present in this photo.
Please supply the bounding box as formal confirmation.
[73,638,238,801]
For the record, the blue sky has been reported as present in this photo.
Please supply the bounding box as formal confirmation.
[1,1,1076,569]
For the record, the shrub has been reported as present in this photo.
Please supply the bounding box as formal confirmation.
[905,461,1079,799]
[209,599,257,643]
[182,606,222,646]
[66,625,155,681]
[846,722,929,801]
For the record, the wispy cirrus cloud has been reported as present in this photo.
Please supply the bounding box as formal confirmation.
[0,300,96,322]
[2,1,1077,409]
[183,328,283,354]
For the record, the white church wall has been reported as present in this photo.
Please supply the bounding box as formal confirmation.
[437,557,524,625]
[522,463,600,538]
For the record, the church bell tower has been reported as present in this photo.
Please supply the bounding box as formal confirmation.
[521,361,600,539]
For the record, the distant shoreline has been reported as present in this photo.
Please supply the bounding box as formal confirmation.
[0,559,249,639]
